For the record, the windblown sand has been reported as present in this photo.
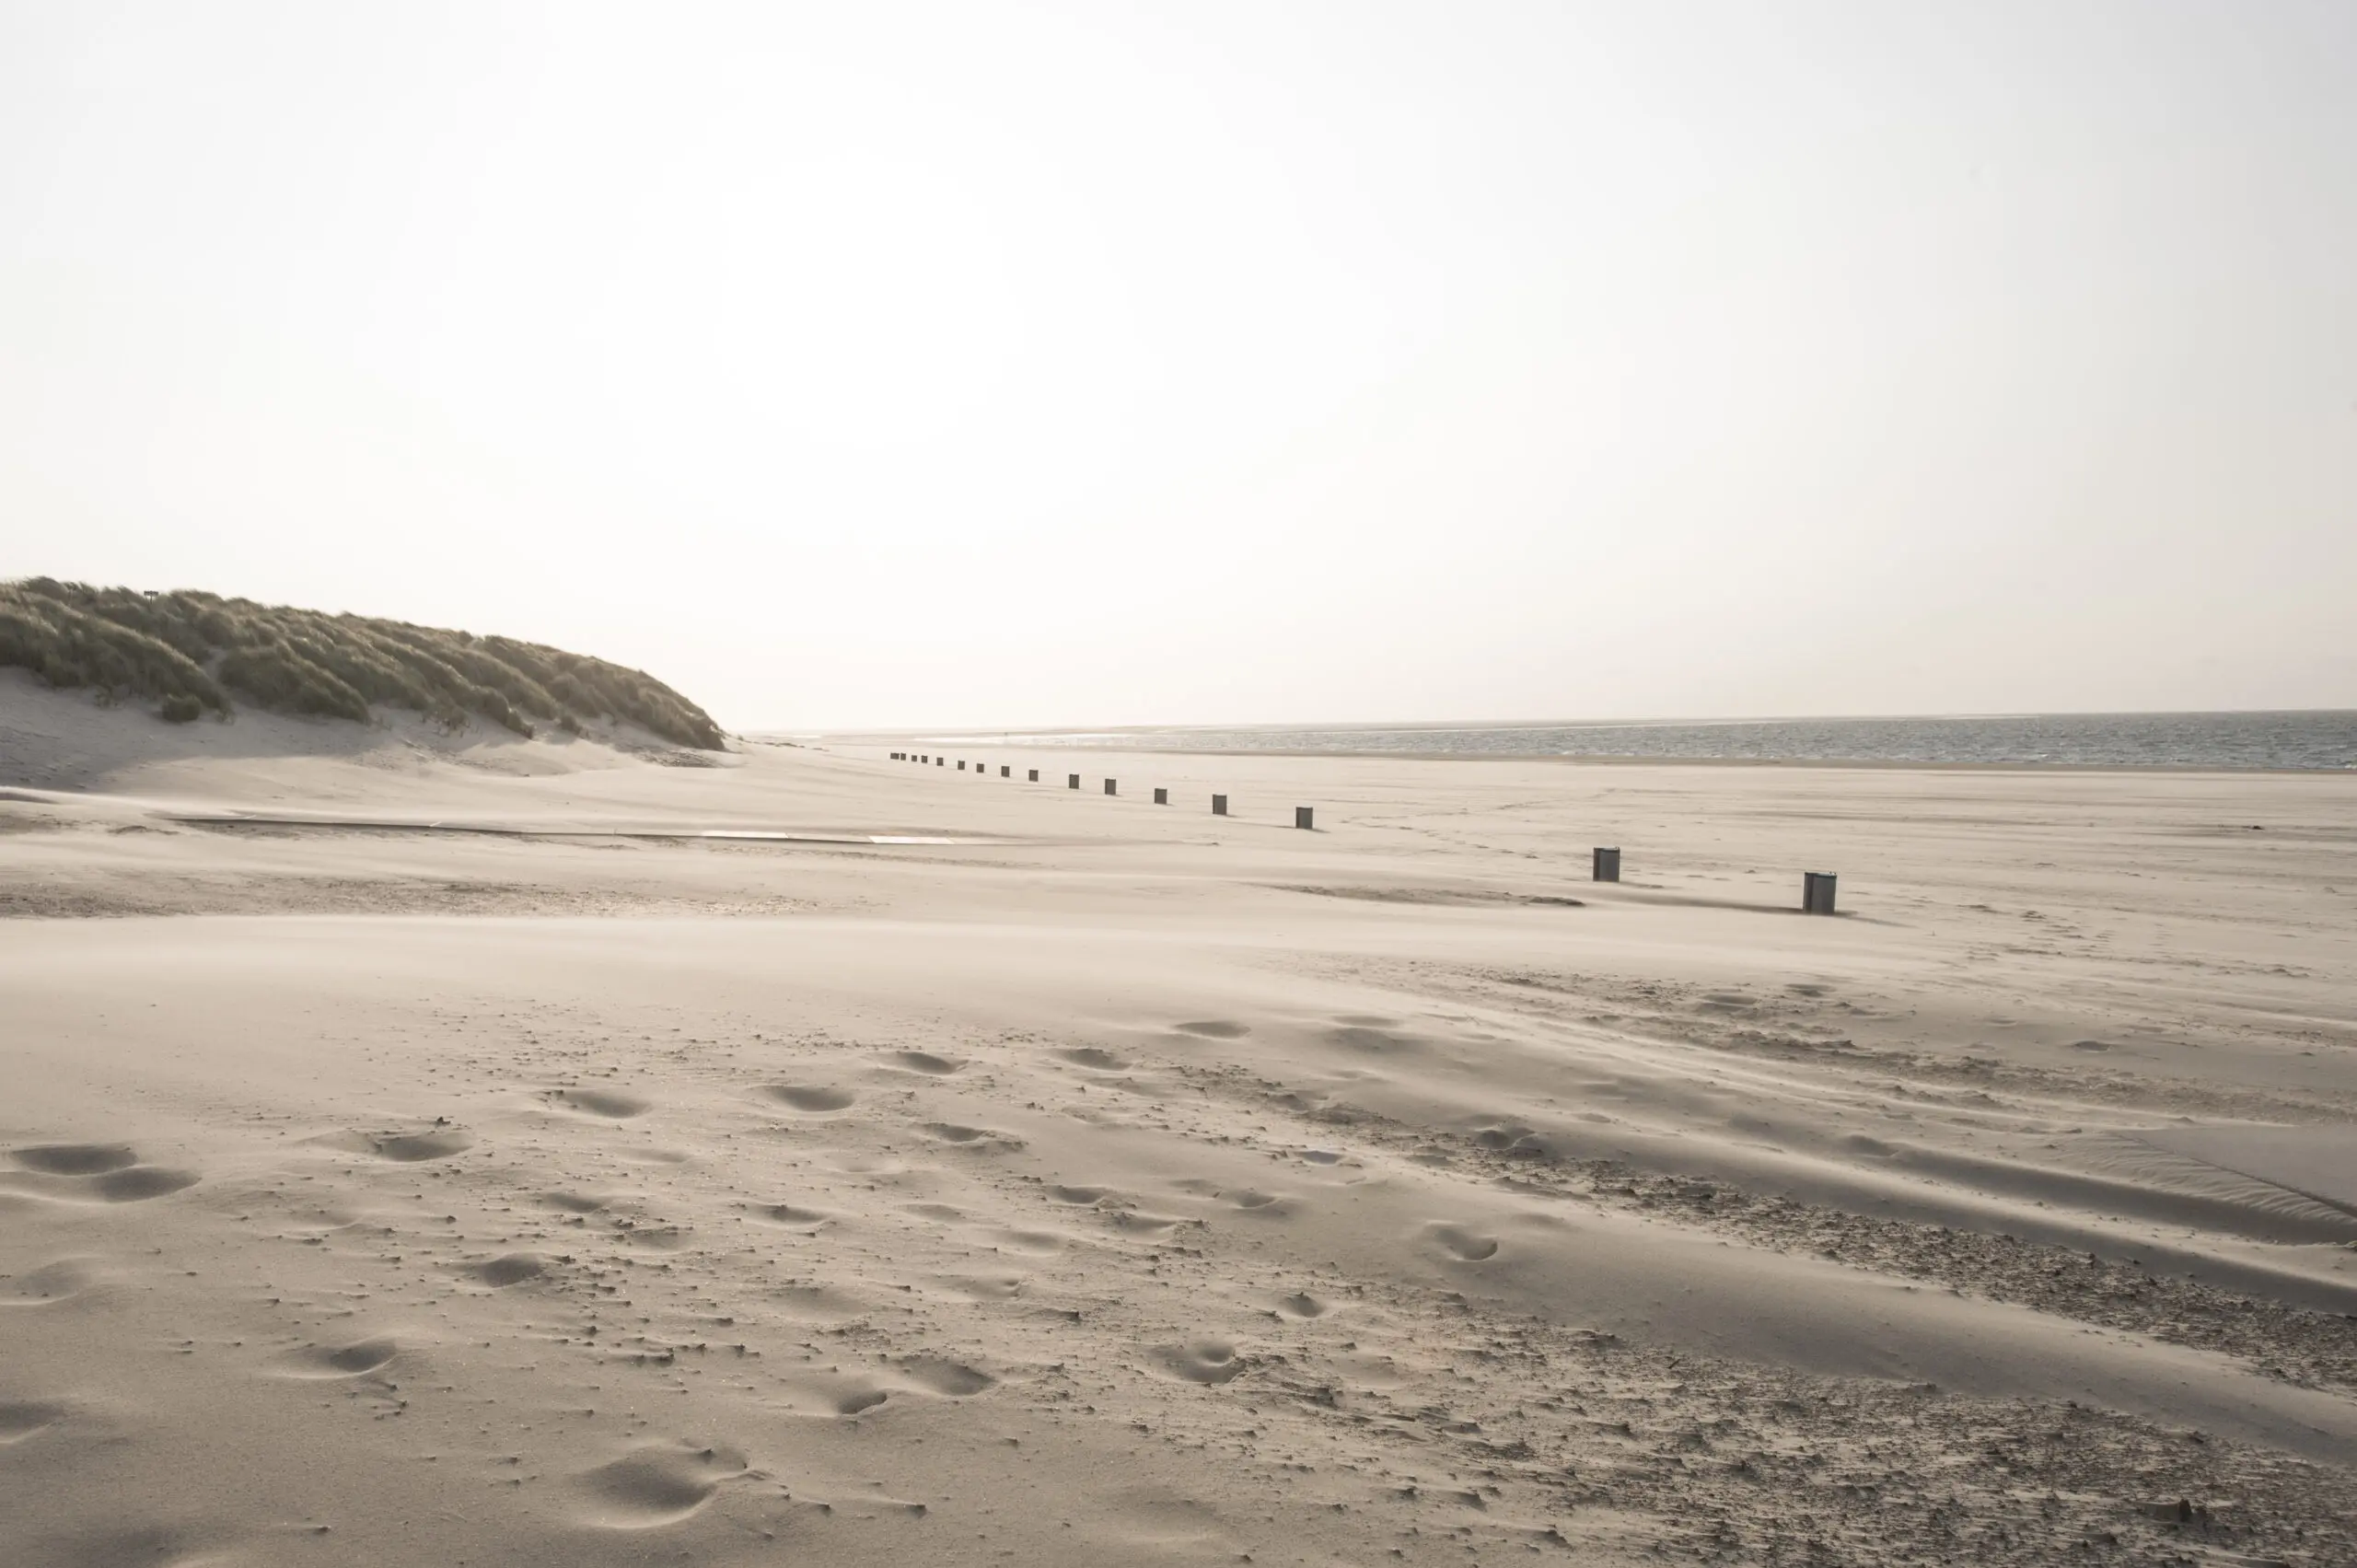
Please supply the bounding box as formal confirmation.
[4,684,2353,1565]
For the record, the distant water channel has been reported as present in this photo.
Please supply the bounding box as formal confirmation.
[920,713,2357,771]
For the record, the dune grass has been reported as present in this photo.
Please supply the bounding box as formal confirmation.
[0,578,726,749]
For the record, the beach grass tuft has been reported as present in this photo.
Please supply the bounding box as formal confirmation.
[0,578,726,749]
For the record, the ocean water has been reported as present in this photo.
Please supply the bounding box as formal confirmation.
[926,713,2357,771]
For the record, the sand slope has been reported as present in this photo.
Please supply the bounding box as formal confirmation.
[4,687,2354,1564]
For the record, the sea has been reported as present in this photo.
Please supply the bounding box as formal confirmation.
[914,712,2357,772]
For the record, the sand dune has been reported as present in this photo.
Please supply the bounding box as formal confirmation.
[3,681,2354,1564]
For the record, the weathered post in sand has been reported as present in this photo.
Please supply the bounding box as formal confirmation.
[1068,773,1081,790]
[1104,779,1118,796]
[1001,766,1010,777]
[1028,769,1039,782]
[1295,807,1314,830]
[958,761,966,770]
[1212,795,1228,816]
[1593,847,1620,882]
[1153,787,1167,805]
[1803,872,1839,914]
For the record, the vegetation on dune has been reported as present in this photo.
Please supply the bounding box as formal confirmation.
[0,578,726,749]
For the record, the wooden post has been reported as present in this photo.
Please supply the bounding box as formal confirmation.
[1803,872,1838,914]
[1593,847,1620,882]
[1104,779,1117,796]
[1212,794,1227,816]
[1153,787,1167,805]
[1000,765,1010,777]
[1028,769,1039,782]
[957,761,966,770]
[1068,773,1080,790]
[1295,806,1314,830]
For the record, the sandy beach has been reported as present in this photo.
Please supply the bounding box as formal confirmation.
[4,679,2354,1566]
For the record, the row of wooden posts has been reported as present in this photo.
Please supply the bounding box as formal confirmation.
[888,751,1837,912]
[1591,845,1838,913]
[891,751,1313,829]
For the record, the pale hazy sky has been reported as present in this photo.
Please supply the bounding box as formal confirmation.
[3,2,2351,730]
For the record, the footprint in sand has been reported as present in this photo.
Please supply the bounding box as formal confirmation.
[1057,1047,1126,1071]
[922,1123,1024,1152]
[1472,1123,1545,1155]
[0,1400,65,1446]
[6,1144,199,1202]
[763,1085,855,1112]
[1149,1341,1246,1386]
[1427,1224,1500,1262]
[1174,1020,1249,1039]
[768,1284,870,1323]
[895,1358,995,1397]
[1275,1292,1328,1318]
[544,1088,650,1119]
[468,1253,547,1287]
[1327,1025,1422,1054]
[96,1167,201,1201]
[573,1442,749,1529]
[275,1338,399,1379]
[1109,1210,1182,1236]
[0,1260,98,1307]
[980,1227,1063,1255]
[38,1527,213,1568]
[11,1144,137,1176]
[745,1202,831,1228]
[1046,1185,1106,1206]
[360,1129,473,1163]
[887,1051,966,1075]
[540,1191,613,1214]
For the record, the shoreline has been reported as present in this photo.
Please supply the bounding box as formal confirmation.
[812,738,2357,777]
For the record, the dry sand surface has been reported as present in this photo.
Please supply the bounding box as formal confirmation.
[4,679,2355,1566]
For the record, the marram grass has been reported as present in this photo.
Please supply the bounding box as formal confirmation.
[0,578,724,749]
